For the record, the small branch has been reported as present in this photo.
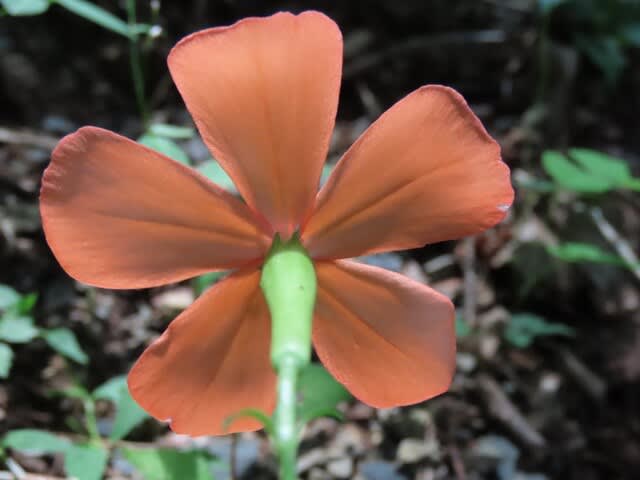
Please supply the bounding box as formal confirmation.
[476,374,546,449]
[0,127,58,150]
[555,347,606,402]
[589,206,640,282]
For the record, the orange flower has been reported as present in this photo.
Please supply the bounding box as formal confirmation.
[40,11,513,436]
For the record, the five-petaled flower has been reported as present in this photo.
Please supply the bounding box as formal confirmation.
[40,11,513,436]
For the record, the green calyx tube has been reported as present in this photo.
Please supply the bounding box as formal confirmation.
[260,233,317,479]
[260,233,317,369]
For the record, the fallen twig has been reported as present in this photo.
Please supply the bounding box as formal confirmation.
[0,127,58,150]
[476,374,546,449]
[589,206,640,282]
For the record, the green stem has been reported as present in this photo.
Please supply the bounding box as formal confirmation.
[83,399,100,441]
[126,0,149,127]
[274,354,301,480]
[260,234,316,479]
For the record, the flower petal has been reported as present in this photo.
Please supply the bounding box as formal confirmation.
[168,11,343,239]
[313,260,455,407]
[41,127,269,289]
[303,85,514,260]
[128,267,275,436]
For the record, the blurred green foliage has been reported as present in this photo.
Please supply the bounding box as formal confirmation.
[542,148,640,193]
[540,0,640,83]
[123,447,219,480]
[0,284,87,378]
[1,375,222,480]
[1,0,151,38]
[504,313,575,348]
[547,242,636,267]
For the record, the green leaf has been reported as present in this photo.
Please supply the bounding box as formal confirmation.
[93,375,149,440]
[548,242,617,264]
[42,328,89,364]
[64,443,109,480]
[575,34,626,85]
[0,315,39,343]
[92,375,126,403]
[197,160,236,192]
[569,148,632,185]
[0,342,13,378]
[0,284,20,310]
[148,123,195,139]
[138,134,191,166]
[542,150,614,193]
[547,242,631,267]
[320,163,334,187]
[122,447,216,480]
[297,363,350,424]
[504,313,575,348]
[192,271,227,296]
[1,0,50,15]
[224,408,273,435]
[15,292,37,314]
[3,429,70,454]
[56,384,92,401]
[54,0,133,38]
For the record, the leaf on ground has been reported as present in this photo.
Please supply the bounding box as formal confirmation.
[547,242,630,267]
[504,313,575,348]
[138,133,191,166]
[0,342,13,378]
[42,328,89,364]
[0,284,20,310]
[2,429,70,455]
[297,363,351,424]
[64,443,109,480]
[0,315,39,343]
[122,447,217,480]
[93,375,149,440]
[197,160,237,192]
[542,150,613,193]
[1,0,49,15]
[148,123,195,139]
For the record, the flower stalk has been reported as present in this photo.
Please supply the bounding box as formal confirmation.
[260,234,317,479]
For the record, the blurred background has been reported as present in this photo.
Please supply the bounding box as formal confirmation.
[1,0,640,479]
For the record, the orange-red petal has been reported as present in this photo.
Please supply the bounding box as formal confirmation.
[303,85,514,260]
[128,267,275,436]
[41,127,269,289]
[168,12,343,239]
[313,260,455,407]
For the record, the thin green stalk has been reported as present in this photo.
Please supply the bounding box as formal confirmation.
[274,354,301,480]
[126,0,149,126]
[83,399,100,441]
